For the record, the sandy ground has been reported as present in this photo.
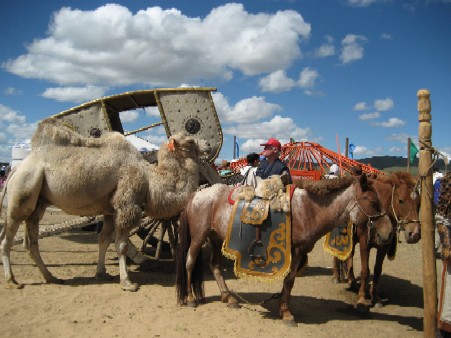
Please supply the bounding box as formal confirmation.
[0,208,441,338]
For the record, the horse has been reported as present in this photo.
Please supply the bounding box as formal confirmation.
[176,174,393,326]
[332,172,420,311]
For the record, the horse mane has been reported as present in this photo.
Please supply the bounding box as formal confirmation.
[295,176,356,197]
[376,171,416,189]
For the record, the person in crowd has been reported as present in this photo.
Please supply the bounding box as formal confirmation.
[256,138,292,185]
[325,163,340,179]
[240,153,260,187]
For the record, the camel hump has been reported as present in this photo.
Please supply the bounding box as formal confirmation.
[31,118,126,149]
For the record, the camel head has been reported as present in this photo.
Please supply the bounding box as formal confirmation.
[160,132,211,163]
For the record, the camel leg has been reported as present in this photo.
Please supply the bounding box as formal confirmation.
[114,206,142,292]
[1,218,24,289]
[209,237,239,308]
[279,247,303,327]
[96,215,115,281]
[25,201,63,284]
[370,248,387,308]
[356,234,371,312]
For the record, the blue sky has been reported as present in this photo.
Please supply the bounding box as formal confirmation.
[1,0,450,163]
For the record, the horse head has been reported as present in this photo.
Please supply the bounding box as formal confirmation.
[350,174,394,246]
[389,173,421,243]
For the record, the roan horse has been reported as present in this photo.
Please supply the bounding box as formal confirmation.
[176,174,393,326]
[332,172,420,311]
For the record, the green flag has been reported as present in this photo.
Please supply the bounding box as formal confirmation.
[409,140,419,163]
[290,138,295,143]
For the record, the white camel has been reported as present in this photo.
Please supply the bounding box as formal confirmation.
[0,118,207,291]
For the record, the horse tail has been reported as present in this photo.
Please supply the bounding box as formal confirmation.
[176,209,205,304]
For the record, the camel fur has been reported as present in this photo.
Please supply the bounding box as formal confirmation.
[0,118,207,291]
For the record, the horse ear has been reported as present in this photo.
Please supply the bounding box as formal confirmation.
[359,173,370,190]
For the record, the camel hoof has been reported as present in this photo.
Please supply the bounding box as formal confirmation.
[227,302,240,309]
[46,277,64,284]
[121,280,139,292]
[5,280,24,289]
[355,302,370,313]
[283,319,297,327]
[95,272,114,281]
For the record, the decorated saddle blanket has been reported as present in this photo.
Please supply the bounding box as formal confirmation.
[222,189,292,282]
[323,219,353,261]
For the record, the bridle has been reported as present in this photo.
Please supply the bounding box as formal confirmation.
[390,184,421,234]
[349,184,388,244]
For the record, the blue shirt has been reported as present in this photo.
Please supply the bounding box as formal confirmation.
[255,158,292,184]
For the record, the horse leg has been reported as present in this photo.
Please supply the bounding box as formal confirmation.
[96,215,115,281]
[1,217,24,289]
[210,236,239,308]
[370,248,387,308]
[279,248,303,327]
[25,201,63,284]
[347,241,358,291]
[185,242,203,307]
[332,257,340,284]
[356,235,371,312]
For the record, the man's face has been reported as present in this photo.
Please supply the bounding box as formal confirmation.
[262,145,279,158]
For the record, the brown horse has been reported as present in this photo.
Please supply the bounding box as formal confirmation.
[332,172,420,311]
[176,174,393,326]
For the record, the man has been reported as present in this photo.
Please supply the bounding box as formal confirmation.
[240,153,260,187]
[256,138,292,184]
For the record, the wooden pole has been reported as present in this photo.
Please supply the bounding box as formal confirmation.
[407,137,411,173]
[417,89,437,337]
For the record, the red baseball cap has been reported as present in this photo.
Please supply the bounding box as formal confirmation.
[260,138,281,150]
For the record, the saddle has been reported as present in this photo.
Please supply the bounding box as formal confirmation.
[223,180,293,281]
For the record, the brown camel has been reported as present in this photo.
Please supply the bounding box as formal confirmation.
[0,118,207,291]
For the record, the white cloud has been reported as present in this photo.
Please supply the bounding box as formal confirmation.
[381,33,393,40]
[340,34,367,65]
[224,115,311,140]
[346,0,380,7]
[359,112,380,120]
[5,4,311,86]
[145,106,160,117]
[120,110,140,123]
[0,104,26,123]
[374,98,394,111]
[372,117,405,127]
[389,146,403,153]
[4,87,22,96]
[298,67,319,88]
[314,35,335,57]
[213,93,282,123]
[353,102,368,111]
[41,86,108,103]
[259,70,295,93]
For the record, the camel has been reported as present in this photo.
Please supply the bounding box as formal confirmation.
[0,118,207,291]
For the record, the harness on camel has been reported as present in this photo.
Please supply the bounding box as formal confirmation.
[222,181,295,282]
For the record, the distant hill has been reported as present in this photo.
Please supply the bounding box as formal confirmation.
[356,156,447,173]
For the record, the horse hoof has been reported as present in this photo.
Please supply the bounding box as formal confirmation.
[121,281,139,292]
[332,278,340,284]
[5,281,24,289]
[227,302,240,309]
[373,302,383,308]
[186,300,197,308]
[283,319,297,327]
[95,272,114,281]
[355,302,370,313]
